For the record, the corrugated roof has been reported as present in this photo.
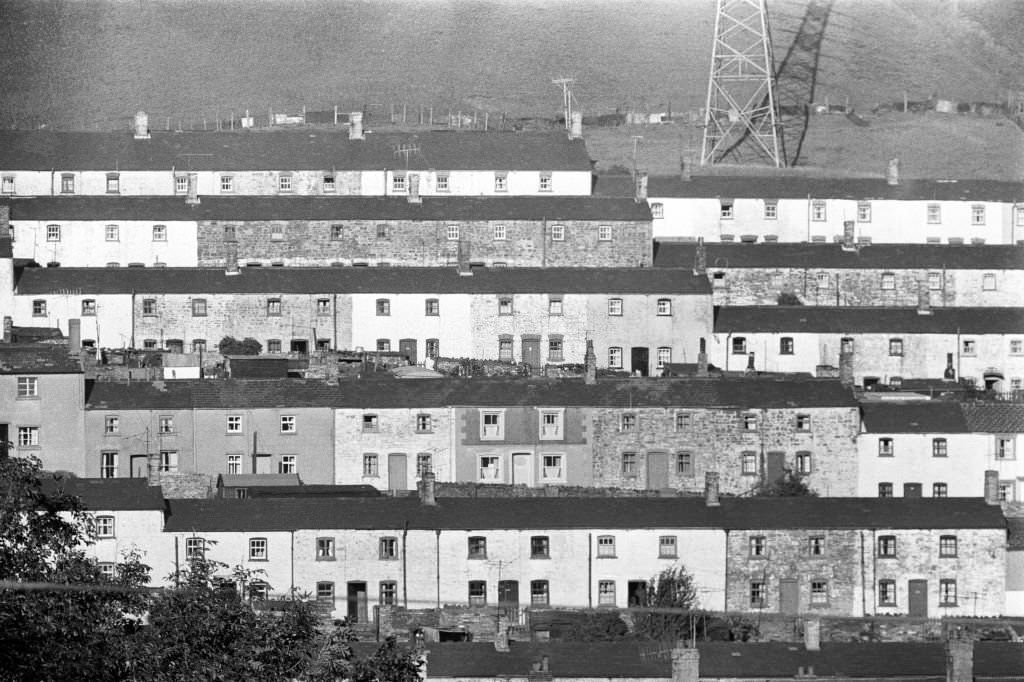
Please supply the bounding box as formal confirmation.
[7,196,650,222]
[714,306,1024,334]
[595,174,1024,202]
[45,478,166,511]
[961,403,1024,433]
[0,344,82,374]
[653,242,1024,270]
[0,130,593,172]
[16,266,710,295]
[163,496,1005,532]
[84,377,858,411]
[859,401,969,433]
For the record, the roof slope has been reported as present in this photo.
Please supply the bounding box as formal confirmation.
[714,306,1024,334]
[961,403,1024,433]
[16,266,709,295]
[7,196,650,222]
[45,478,165,511]
[163,496,1005,532]
[0,344,81,374]
[859,401,969,433]
[653,242,1024,270]
[0,130,593,172]
[595,174,1024,202]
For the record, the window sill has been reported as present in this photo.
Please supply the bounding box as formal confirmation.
[595,555,618,560]
[530,555,550,561]
[378,557,398,562]
[659,554,678,560]
[316,556,336,562]
[939,602,958,608]
[248,558,268,563]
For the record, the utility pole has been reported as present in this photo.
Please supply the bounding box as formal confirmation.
[552,77,575,129]
[392,143,421,170]
[630,135,643,174]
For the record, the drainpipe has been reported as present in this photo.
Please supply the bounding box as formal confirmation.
[587,532,593,608]
[725,333,732,372]
[402,520,409,608]
[723,530,730,610]
[130,291,136,349]
[860,530,867,616]
[50,169,55,196]
[174,536,180,587]
[435,529,441,608]
[332,293,338,351]
[290,530,295,594]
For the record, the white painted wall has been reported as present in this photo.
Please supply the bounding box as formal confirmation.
[13,292,134,347]
[349,293,473,358]
[12,219,198,266]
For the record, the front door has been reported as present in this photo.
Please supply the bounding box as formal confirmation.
[498,580,519,609]
[399,339,417,365]
[521,337,540,369]
[512,453,533,486]
[766,451,786,486]
[780,579,799,615]
[627,580,648,607]
[646,451,669,490]
[130,455,148,478]
[347,581,368,622]
[903,482,922,498]
[908,580,928,617]
[290,339,308,355]
[631,347,649,376]
[255,454,272,474]
[388,453,408,491]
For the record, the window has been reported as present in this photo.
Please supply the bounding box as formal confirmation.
[998,481,1014,502]
[430,172,448,193]
[143,339,157,349]
[95,516,115,538]
[494,172,508,192]
[719,200,733,219]
[277,174,293,193]
[877,438,894,457]
[249,538,268,561]
[620,414,636,432]
[191,298,207,317]
[841,337,854,354]
[415,453,433,478]
[796,452,812,474]
[498,337,513,361]
[280,416,296,433]
[267,339,282,353]
[158,416,174,434]
[982,273,997,291]
[878,482,894,497]
[61,174,75,194]
[1,175,14,193]
[621,452,637,477]
[816,272,830,290]
[880,272,896,290]
[961,339,976,356]
[764,201,777,219]
[743,414,758,431]
[490,223,507,241]
[608,347,623,369]
[1018,205,1024,228]
[598,225,612,241]
[675,412,691,432]
[278,455,296,474]
[795,414,811,431]
[1011,339,1023,355]
[100,451,117,478]
[468,536,487,559]
[811,200,826,221]
[220,175,234,193]
[159,450,177,472]
[414,414,432,433]
[426,339,439,359]
[32,300,46,317]
[46,224,60,241]
[184,537,206,561]
[939,535,957,557]
[971,204,985,225]
[656,347,671,369]
[444,224,460,241]
[379,536,398,560]
[928,272,942,290]
[598,580,616,606]
[227,454,241,475]
[529,535,550,559]
[150,224,168,242]
[548,296,564,317]
[550,224,565,241]
[857,201,871,222]
[810,580,828,605]
[676,451,693,476]
[376,339,391,352]
[498,297,513,315]
[877,535,897,557]
[888,339,903,356]
[481,411,504,439]
[779,337,795,355]
[607,298,623,316]
[940,579,957,606]
[17,377,38,398]
[656,298,672,316]
[539,172,552,192]
[265,298,282,317]
[597,535,616,558]
[659,535,677,558]
[392,173,406,193]
[248,581,269,600]
[479,455,500,481]
[104,415,119,434]
[749,581,766,608]
[137,298,157,317]
[172,174,188,193]
[330,224,343,241]
[362,454,379,477]
[870,580,896,607]
[929,438,948,458]
[314,582,334,604]
[105,224,119,242]
[926,203,941,224]
[322,173,335,192]
[422,298,440,316]
[808,536,825,556]
[80,299,96,316]
[749,536,767,557]
[530,580,550,606]
[380,581,398,606]
[362,414,379,433]
[542,454,563,480]
[468,580,487,605]
[732,337,747,355]
[741,451,757,475]
[995,436,1014,459]
[539,410,563,439]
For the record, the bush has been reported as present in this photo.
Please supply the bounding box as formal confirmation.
[218,336,263,355]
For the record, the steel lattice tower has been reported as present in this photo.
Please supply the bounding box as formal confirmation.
[701,0,783,167]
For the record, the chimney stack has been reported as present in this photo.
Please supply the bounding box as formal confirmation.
[704,471,720,507]
[569,111,583,140]
[886,157,900,186]
[225,239,239,275]
[3,316,12,343]
[420,471,437,506]
[680,152,692,182]
[348,111,364,140]
[133,111,150,140]
[841,220,856,251]
[983,470,1000,505]
[0,204,10,239]
[493,626,510,652]
[147,450,162,487]
[584,339,597,385]
[839,346,854,387]
[697,337,708,377]
[693,237,707,276]
[917,281,932,315]
[185,172,200,206]
[945,631,974,682]
[671,646,700,682]
[407,173,421,204]
[943,353,956,381]
[634,171,648,203]
[456,238,472,276]
[68,319,81,354]
[804,619,821,651]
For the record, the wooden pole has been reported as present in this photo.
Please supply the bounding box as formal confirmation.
[429,106,433,126]
[903,91,908,113]
[203,118,207,131]
[484,112,488,131]
[403,104,407,123]
[230,111,234,131]
[334,105,338,126]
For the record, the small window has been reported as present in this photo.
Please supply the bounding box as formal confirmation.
[151,224,167,242]
[982,273,997,291]
[159,450,177,472]
[878,438,894,457]
[362,453,379,477]
[888,339,903,356]
[539,172,552,192]
[468,536,487,559]
[60,174,75,194]
[541,454,563,480]
[143,339,157,349]
[330,225,343,241]
[249,538,268,561]
[80,299,96,316]
[598,580,616,606]
[933,483,948,497]
[764,201,777,220]
[597,535,616,558]
[95,515,116,538]
[468,580,487,605]
[1010,339,1023,355]
[226,454,242,474]
[529,580,550,606]
[608,346,623,369]
[810,580,829,605]
[656,298,672,316]
[492,224,507,241]
[810,200,826,221]
[478,455,500,481]
[173,175,188,193]
[741,451,757,475]
[46,224,61,242]
[380,581,398,606]
[362,414,379,432]
[939,579,957,606]
[932,438,947,457]
[225,415,242,434]
[1,175,14,194]
[316,537,335,560]
[392,173,406,193]
[732,337,747,355]
[17,376,38,398]
[656,347,671,369]
[32,300,46,317]
[415,414,432,433]
[16,427,39,448]
[376,339,391,352]
[877,535,897,557]
[607,298,623,316]
[995,436,1014,460]
[550,224,565,241]
[878,580,896,606]
[651,203,664,219]
[658,535,677,558]
[312,298,330,317]
[749,581,766,608]
[621,452,637,477]
[267,339,282,353]
[719,200,733,220]
[971,204,985,226]
[103,415,119,434]
[928,272,942,290]
[322,173,335,192]
[266,298,282,316]
[315,581,334,603]
[926,203,941,224]
[939,535,957,557]
[539,410,563,439]
[743,414,757,430]
[480,411,504,440]
[840,337,854,354]
[795,414,811,431]
[548,297,563,316]
[278,455,296,474]
[675,412,691,431]
[961,339,976,356]
[417,453,432,477]
[779,337,794,355]
[424,298,439,316]
[620,415,636,432]
[815,273,829,289]
[796,451,812,474]
[808,536,825,556]
[878,482,894,498]
[494,172,508,192]
[426,339,440,359]
[857,201,871,222]
[498,296,513,315]
[436,173,449,192]
[598,225,612,241]
[105,224,119,242]
[531,536,550,559]
[157,415,174,434]
[676,451,693,476]
[374,223,390,240]
[375,298,391,316]
[99,451,117,478]
[379,536,398,560]
[278,174,293,192]
[220,175,234,193]
[184,537,206,560]
[498,338,513,361]
[749,536,767,557]
[280,415,296,433]
[880,272,896,290]
[191,298,207,317]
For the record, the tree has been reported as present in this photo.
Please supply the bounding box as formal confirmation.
[633,565,700,642]
[218,336,263,355]
[564,611,631,642]
[756,470,818,497]
[776,292,803,305]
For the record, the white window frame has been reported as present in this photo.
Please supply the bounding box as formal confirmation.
[982,273,997,291]
[18,426,39,447]
[926,203,941,224]
[541,454,564,481]
[100,451,118,478]
[598,225,612,241]
[279,455,296,474]
[657,298,672,316]
[17,376,38,398]
[220,175,234,193]
[596,535,616,558]
[95,515,115,538]
[608,346,623,369]
[857,201,871,222]
[550,224,565,241]
[651,203,664,219]
[227,454,242,475]
[971,204,985,226]
[493,224,506,241]
[248,538,268,561]
[436,173,449,192]
[607,298,623,316]
[539,409,564,440]
[46,224,61,242]
[810,200,826,221]
[598,580,616,606]
[656,347,671,369]
[494,172,508,192]
[278,174,293,192]
[280,415,296,433]
[446,225,460,241]
[478,455,500,481]
[105,224,119,242]
[539,172,552,192]
[480,410,505,440]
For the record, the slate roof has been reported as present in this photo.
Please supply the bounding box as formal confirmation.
[217,474,301,487]
[84,377,858,410]
[0,344,81,374]
[714,306,1024,334]
[6,195,650,222]
[163,496,1005,532]
[44,478,166,511]
[0,237,11,258]
[859,401,970,433]
[423,641,1024,679]
[653,241,1024,270]
[961,403,1024,433]
[1007,517,1024,550]
[0,130,593,172]
[594,174,1024,202]
[16,266,710,295]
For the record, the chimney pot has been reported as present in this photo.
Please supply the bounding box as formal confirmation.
[983,470,1000,505]
[584,339,597,385]
[697,337,708,377]
[704,471,720,507]
[349,111,364,140]
[420,471,437,506]
[185,172,200,205]
[886,157,900,186]
[407,173,421,204]
[133,111,150,140]
[634,171,648,202]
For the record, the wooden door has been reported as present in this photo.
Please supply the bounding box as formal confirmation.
[388,453,408,491]
[399,338,417,365]
[498,580,519,608]
[347,582,368,622]
[646,452,669,490]
[512,453,533,486]
[908,580,928,617]
[780,579,799,615]
[521,338,540,369]
[631,347,649,376]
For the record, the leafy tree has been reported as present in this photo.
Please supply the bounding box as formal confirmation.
[217,335,263,355]
[776,292,803,305]
[564,611,632,642]
[756,471,818,497]
[633,565,700,642]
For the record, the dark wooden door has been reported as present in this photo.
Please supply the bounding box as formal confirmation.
[399,338,417,365]
[766,451,786,485]
[631,347,649,376]
[780,579,799,615]
[521,338,540,369]
[908,580,928,617]
[498,580,519,608]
